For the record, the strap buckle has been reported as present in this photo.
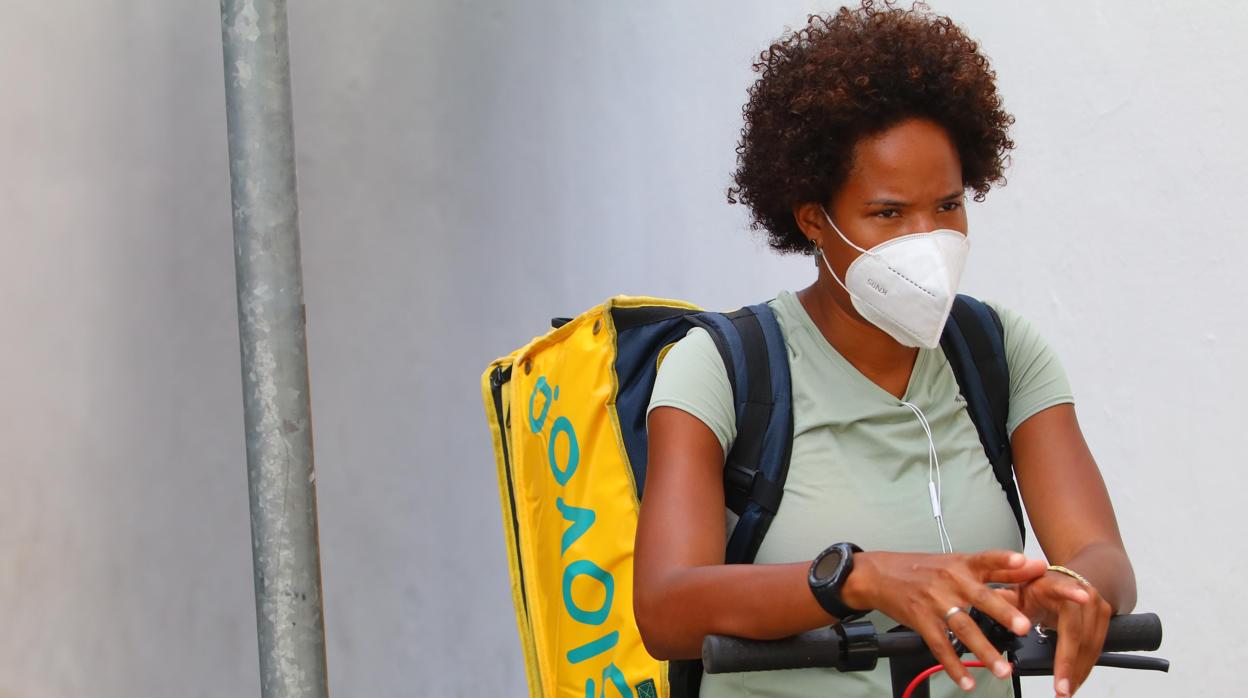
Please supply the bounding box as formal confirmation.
[724,462,783,514]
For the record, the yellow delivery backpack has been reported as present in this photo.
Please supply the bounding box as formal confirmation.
[480,293,1022,697]
[480,296,797,698]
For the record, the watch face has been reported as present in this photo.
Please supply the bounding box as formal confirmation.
[813,547,845,581]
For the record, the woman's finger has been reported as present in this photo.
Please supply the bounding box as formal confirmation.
[967,550,1047,583]
[966,549,1027,572]
[944,607,1012,680]
[1067,599,1095,693]
[984,558,1048,585]
[970,550,1047,584]
[1053,583,1091,605]
[915,618,978,693]
[1071,596,1111,694]
[1052,599,1083,698]
[990,585,1021,608]
[963,582,1031,636]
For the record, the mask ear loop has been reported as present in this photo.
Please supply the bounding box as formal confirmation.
[901,400,954,554]
[815,244,854,298]
[815,206,874,305]
[820,205,870,255]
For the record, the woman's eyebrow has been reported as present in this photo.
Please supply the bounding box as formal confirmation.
[863,190,964,206]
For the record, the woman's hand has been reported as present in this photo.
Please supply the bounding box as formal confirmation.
[843,550,1047,692]
[1012,570,1112,697]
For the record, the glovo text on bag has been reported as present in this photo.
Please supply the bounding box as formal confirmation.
[529,372,641,698]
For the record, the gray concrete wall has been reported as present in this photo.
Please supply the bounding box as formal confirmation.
[2,1,1243,695]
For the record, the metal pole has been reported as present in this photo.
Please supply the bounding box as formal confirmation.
[219,1,330,696]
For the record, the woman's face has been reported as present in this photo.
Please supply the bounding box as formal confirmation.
[798,117,968,289]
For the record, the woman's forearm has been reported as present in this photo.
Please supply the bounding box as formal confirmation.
[1057,541,1137,614]
[634,560,837,660]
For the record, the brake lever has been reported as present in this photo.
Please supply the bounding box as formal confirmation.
[1007,624,1061,676]
[1006,625,1171,676]
[959,607,1026,657]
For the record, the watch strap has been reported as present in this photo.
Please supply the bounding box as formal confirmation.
[809,542,867,621]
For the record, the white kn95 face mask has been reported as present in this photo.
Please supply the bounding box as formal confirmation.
[817,205,970,349]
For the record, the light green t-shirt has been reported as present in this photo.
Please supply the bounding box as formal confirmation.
[646,289,1074,698]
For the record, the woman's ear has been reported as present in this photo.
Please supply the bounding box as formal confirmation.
[792,201,829,252]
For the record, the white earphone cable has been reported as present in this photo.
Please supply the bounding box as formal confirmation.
[901,400,954,553]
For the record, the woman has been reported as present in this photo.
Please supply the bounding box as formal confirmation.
[632,2,1136,697]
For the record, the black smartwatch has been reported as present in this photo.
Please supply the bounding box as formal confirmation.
[808,542,868,622]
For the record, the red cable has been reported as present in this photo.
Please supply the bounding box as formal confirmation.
[901,661,988,698]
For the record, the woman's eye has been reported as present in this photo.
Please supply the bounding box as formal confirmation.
[874,209,901,219]
[940,201,963,212]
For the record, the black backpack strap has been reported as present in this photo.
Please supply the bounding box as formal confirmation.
[722,304,794,564]
[666,659,705,698]
[685,312,746,428]
[940,295,1025,542]
[689,305,794,564]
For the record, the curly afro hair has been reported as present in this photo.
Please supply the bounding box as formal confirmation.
[726,0,1016,255]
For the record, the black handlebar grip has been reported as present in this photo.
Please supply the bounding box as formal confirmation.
[702,627,842,674]
[1101,613,1163,653]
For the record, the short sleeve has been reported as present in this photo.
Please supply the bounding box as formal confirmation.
[984,301,1076,436]
[646,327,737,458]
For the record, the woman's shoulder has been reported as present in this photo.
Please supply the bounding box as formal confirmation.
[977,298,1049,354]
[975,297,1075,435]
[648,326,737,455]
[659,326,721,372]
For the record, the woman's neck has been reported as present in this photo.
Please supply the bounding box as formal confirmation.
[796,278,919,399]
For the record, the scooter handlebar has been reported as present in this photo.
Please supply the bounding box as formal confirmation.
[702,612,1163,675]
